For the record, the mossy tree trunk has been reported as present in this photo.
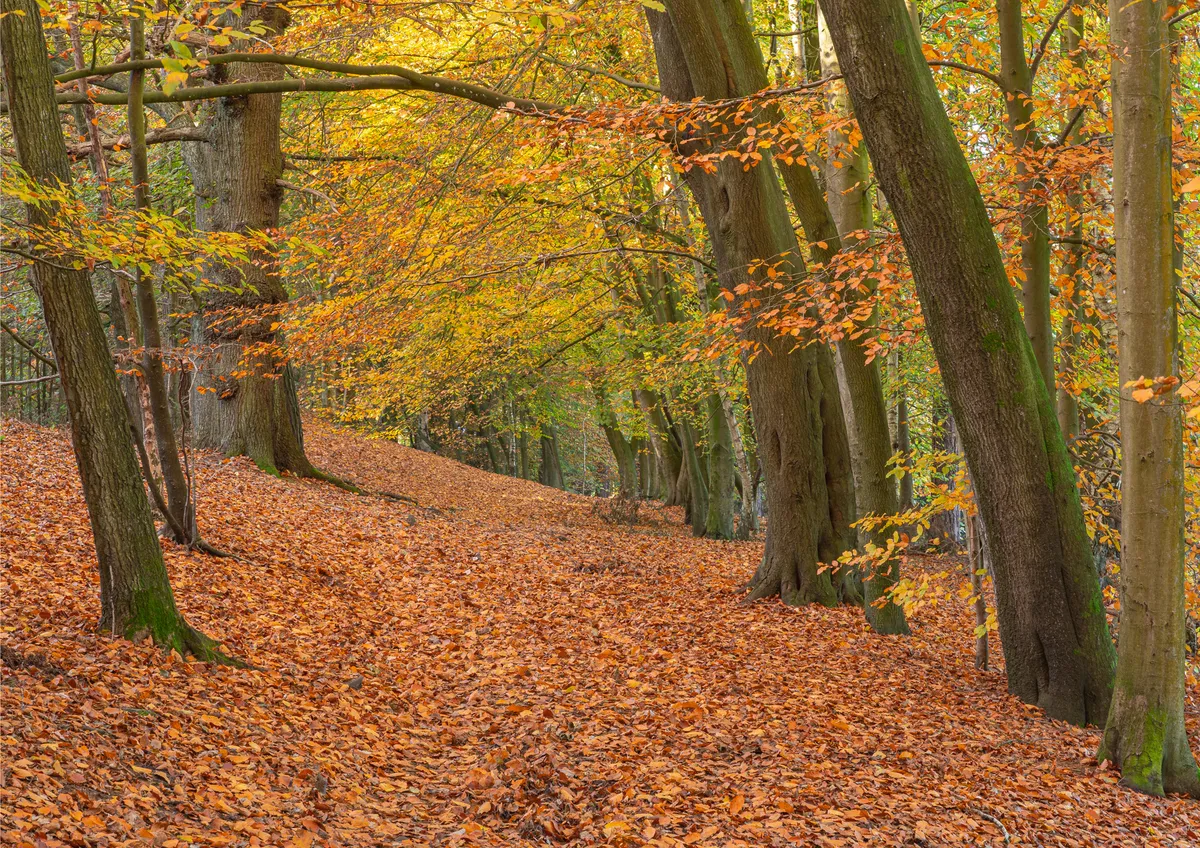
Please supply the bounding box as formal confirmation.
[1098,0,1200,797]
[1,0,223,659]
[704,393,735,539]
[820,0,1115,725]
[636,389,684,505]
[649,0,856,606]
[811,3,909,632]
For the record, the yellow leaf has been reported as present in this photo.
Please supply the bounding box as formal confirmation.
[1182,175,1200,194]
[1131,388,1154,403]
[730,793,745,815]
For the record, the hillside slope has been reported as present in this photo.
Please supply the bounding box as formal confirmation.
[2,420,1196,846]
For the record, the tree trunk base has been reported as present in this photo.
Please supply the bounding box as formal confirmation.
[1100,692,1200,798]
[746,538,839,608]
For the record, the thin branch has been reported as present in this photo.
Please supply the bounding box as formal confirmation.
[0,373,59,387]
[1051,235,1114,257]
[1,320,55,367]
[535,322,608,369]
[66,126,209,157]
[276,179,339,211]
[1029,1,1075,80]
[53,52,560,113]
[1052,104,1087,147]
[537,53,660,93]
[1170,6,1200,25]
[1,246,82,273]
[927,60,1008,91]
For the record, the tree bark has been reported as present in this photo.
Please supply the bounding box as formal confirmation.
[636,388,683,505]
[539,424,565,489]
[127,9,197,544]
[816,2,908,632]
[182,3,320,479]
[996,0,1054,392]
[649,1,855,606]
[820,0,1115,725]
[1,0,221,658]
[1098,0,1200,797]
[704,393,735,539]
[1055,10,1086,442]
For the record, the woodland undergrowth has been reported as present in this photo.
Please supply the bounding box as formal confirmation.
[1,420,1197,847]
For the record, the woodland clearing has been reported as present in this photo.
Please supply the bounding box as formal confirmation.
[2,421,1196,848]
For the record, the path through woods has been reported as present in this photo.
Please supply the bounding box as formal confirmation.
[2,422,1196,846]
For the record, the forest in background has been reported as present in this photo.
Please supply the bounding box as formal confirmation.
[2,0,1200,830]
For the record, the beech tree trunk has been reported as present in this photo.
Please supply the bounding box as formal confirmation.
[1,0,220,658]
[183,3,318,478]
[997,0,1054,392]
[636,389,683,505]
[649,1,856,606]
[1056,11,1086,442]
[539,425,565,489]
[820,0,1115,725]
[1098,0,1200,796]
[704,393,735,539]
[815,3,909,632]
[127,11,197,544]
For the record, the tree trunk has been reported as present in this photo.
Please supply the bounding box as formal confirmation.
[967,512,989,670]
[820,0,1115,725]
[0,0,221,658]
[182,3,322,479]
[677,415,709,536]
[649,1,855,606]
[670,180,756,536]
[815,2,908,632]
[539,425,565,489]
[1055,10,1086,442]
[1098,0,1200,797]
[635,389,683,504]
[704,393,735,539]
[127,11,197,544]
[996,0,1054,392]
[888,350,914,511]
[518,429,532,479]
[927,399,960,549]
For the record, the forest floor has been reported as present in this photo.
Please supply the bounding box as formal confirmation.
[2,420,1197,848]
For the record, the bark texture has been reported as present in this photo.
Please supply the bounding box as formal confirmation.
[183,3,316,477]
[820,0,1115,725]
[815,3,908,633]
[1,0,220,658]
[997,0,1054,392]
[1098,0,1200,796]
[649,0,856,606]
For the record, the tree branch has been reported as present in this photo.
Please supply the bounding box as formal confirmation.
[65,126,209,157]
[1029,1,1075,80]
[927,60,1007,91]
[0,373,59,387]
[1,320,55,367]
[276,178,339,211]
[537,53,660,93]
[54,52,561,113]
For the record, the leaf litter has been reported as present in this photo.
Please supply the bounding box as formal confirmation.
[2,420,1197,847]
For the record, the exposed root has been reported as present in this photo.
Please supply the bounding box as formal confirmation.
[188,537,244,561]
[375,489,420,505]
[302,465,363,494]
